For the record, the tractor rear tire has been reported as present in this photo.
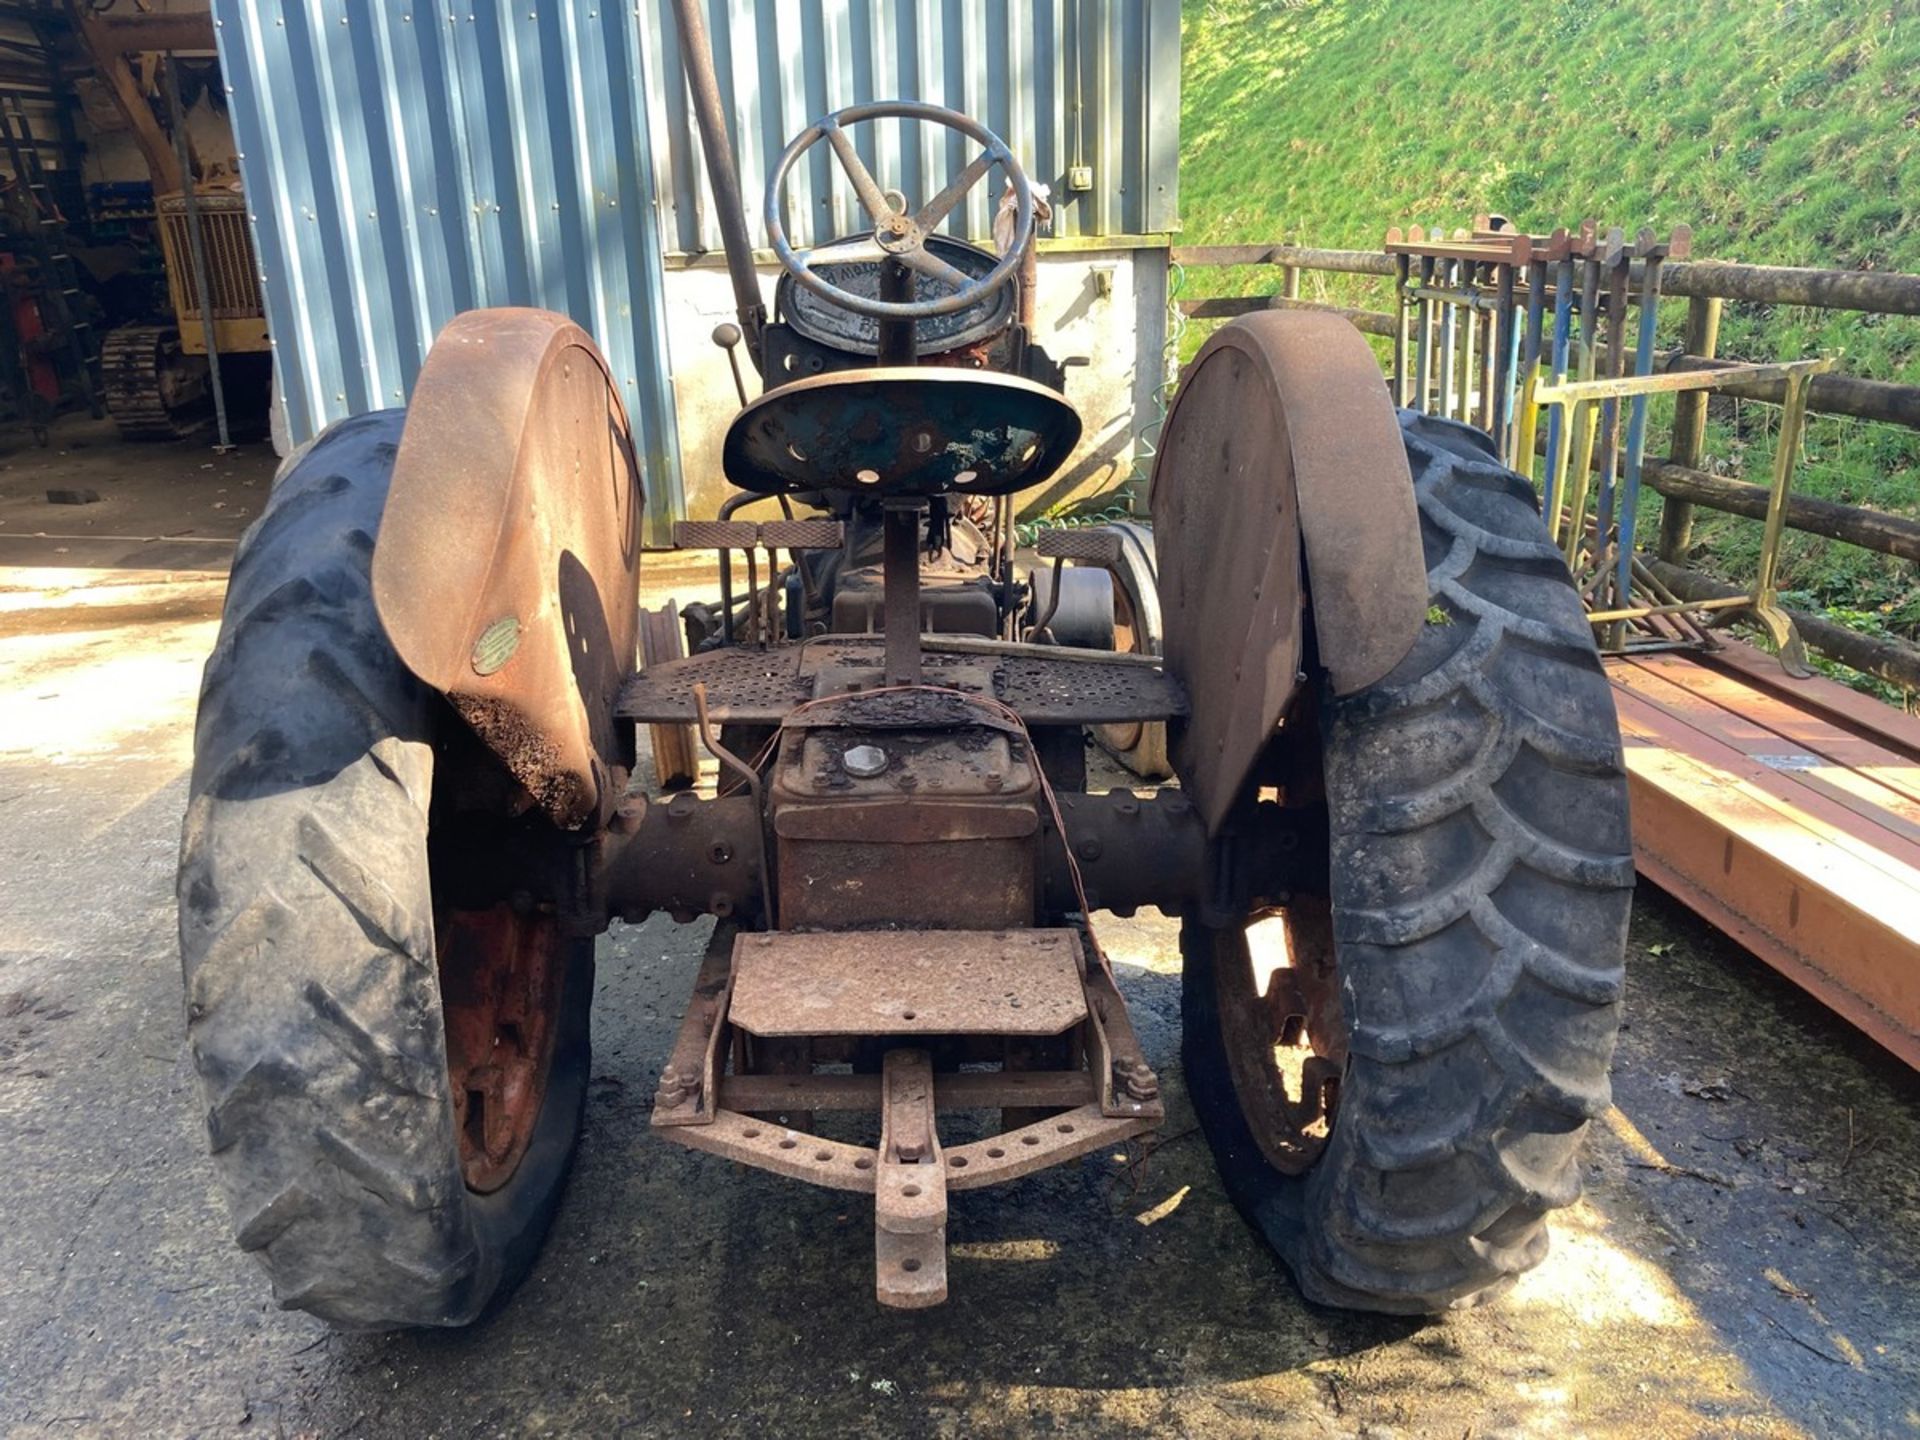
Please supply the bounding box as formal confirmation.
[1182,410,1634,1314]
[177,410,592,1330]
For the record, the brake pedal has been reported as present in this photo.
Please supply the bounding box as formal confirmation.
[1034,525,1123,566]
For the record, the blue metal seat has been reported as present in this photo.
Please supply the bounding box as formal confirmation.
[721,367,1082,498]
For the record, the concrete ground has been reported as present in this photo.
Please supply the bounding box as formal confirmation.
[0,418,270,575]
[3,425,1919,1438]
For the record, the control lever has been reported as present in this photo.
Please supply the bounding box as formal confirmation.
[712,322,751,406]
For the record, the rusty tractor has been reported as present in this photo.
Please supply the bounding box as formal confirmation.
[177,8,1631,1328]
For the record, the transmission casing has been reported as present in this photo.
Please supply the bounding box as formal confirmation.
[769,709,1041,930]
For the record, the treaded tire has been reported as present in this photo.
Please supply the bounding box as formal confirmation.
[177,410,592,1330]
[1182,409,1634,1314]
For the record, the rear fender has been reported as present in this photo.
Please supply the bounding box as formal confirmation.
[1149,312,1427,833]
[371,309,643,830]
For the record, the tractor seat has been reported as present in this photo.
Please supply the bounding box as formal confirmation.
[722,368,1083,498]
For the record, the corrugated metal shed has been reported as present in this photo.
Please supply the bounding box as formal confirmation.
[641,0,1180,253]
[211,1,685,533]
[211,1,1178,533]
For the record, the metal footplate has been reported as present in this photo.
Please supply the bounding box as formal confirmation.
[650,925,1164,1308]
[672,518,846,551]
[1034,525,1123,565]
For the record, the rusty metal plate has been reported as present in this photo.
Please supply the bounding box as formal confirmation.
[728,928,1088,1037]
[775,683,1029,737]
[616,637,1188,725]
[722,367,1082,497]
[374,308,642,828]
[1149,312,1427,834]
[783,674,1010,728]
[718,1069,1096,1113]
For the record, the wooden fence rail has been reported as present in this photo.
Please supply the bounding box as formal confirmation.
[1171,240,1920,689]
[1172,244,1920,316]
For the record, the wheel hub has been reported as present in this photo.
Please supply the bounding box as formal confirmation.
[437,906,569,1193]
[1214,897,1347,1176]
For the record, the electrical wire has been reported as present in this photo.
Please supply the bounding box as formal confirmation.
[1131,259,1187,491]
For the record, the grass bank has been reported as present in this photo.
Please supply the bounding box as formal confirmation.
[1178,0,1920,694]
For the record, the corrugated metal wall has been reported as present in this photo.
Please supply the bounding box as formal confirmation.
[212,1,1177,532]
[211,1,685,533]
[641,0,1180,253]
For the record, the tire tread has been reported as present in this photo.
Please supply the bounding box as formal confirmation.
[179,413,496,1328]
[1184,409,1633,1315]
[1301,411,1631,1311]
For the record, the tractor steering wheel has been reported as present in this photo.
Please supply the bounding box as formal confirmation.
[764,100,1035,322]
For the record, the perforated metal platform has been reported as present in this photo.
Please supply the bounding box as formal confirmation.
[616,638,1189,726]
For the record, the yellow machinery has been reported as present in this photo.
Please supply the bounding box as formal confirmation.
[100,187,269,440]
[70,3,269,440]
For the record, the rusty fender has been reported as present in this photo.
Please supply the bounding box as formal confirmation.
[1149,311,1428,832]
[372,309,644,831]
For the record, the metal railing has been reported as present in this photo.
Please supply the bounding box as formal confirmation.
[1172,237,1920,691]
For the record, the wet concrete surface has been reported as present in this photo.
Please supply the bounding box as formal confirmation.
[4,569,1920,1438]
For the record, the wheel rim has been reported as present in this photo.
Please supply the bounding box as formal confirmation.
[1211,689,1348,1176]
[437,906,570,1193]
[1210,898,1347,1176]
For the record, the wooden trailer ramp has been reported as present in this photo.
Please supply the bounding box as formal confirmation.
[1606,640,1920,1068]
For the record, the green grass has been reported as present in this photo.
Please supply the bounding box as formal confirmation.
[1178,0,1920,697]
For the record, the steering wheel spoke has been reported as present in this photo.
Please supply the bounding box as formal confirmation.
[900,246,971,289]
[765,103,1033,322]
[913,148,997,234]
[805,236,890,269]
[822,122,896,223]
